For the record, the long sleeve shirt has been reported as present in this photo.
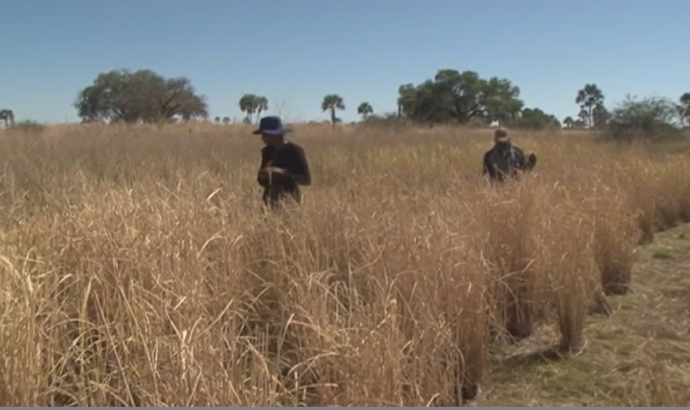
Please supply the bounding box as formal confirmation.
[482,144,529,182]
[257,141,312,204]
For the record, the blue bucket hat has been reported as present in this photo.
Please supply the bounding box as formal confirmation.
[252,116,292,136]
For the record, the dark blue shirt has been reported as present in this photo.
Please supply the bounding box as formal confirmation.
[482,143,529,182]
[257,141,311,204]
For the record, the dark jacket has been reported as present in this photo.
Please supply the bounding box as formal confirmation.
[258,141,311,206]
[482,143,535,182]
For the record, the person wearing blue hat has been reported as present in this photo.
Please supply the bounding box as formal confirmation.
[254,116,312,208]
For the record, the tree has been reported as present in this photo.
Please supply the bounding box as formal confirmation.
[396,69,523,126]
[357,102,373,120]
[563,116,575,128]
[239,94,269,124]
[74,69,208,124]
[321,94,345,129]
[255,96,269,123]
[592,103,610,128]
[506,107,560,130]
[605,95,683,143]
[214,116,221,124]
[239,94,259,124]
[480,76,524,124]
[0,109,15,128]
[576,83,605,128]
[222,116,231,125]
[678,92,690,125]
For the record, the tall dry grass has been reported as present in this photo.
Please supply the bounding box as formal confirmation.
[0,124,689,406]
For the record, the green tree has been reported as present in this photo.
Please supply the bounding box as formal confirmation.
[214,116,221,124]
[0,109,15,128]
[74,69,208,124]
[239,94,258,123]
[397,69,523,125]
[605,95,683,143]
[563,116,575,128]
[576,83,605,128]
[357,102,373,119]
[321,94,345,129]
[239,94,269,124]
[222,116,231,125]
[507,107,561,130]
[255,96,268,123]
[481,76,524,124]
[678,92,690,125]
[397,84,417,118]
[592,103,611,128]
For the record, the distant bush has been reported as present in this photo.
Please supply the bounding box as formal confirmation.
[504,108,562,131]
[8,120,46,135]
[466,117,486,129]
[358,112,410,130]
[602,96,684,143]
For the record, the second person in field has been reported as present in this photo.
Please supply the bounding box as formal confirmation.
[482,127,537,183]
[255,116,312,209]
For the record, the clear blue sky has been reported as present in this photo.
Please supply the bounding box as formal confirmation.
[1,0,687,124]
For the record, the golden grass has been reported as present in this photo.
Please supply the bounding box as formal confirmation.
[0,123,689,406]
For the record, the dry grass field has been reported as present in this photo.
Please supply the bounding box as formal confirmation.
[0,123,689,406]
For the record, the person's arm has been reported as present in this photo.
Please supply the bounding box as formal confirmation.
[514,146,537,171]
[482,151,492,177]
[257,148,271,187]
[512,146,528,171]
[286,145,312,186]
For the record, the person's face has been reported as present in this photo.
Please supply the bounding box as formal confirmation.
[261,134,283,147]
[495,138,511,150]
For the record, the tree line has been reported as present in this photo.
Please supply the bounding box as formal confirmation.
[2,68,690,133]
[0,109,15,128]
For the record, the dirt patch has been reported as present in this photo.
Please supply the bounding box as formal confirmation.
[471,225,690,406]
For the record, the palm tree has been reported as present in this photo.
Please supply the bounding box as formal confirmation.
[239,94,269,124]
[357,102,373,120]
[239,94,259,123]
[0,109,15,128]
[255,96,269,124]
[578,108,588,128]
[576,84,604,128]
[321,94,345,129]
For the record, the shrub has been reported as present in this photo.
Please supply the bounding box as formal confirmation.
[7,120,46,135]
[603,96,684,143]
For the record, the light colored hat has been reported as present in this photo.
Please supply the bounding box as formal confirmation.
[494,127,510,142]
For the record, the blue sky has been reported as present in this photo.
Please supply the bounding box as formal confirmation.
[1,0,687,124]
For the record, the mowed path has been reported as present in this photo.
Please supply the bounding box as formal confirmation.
[472,225,690,407]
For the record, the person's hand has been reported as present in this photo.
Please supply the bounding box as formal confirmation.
[525,152,538,171]
[267,167,287,174]
[258,168,270,183]
[259,167,285,176]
